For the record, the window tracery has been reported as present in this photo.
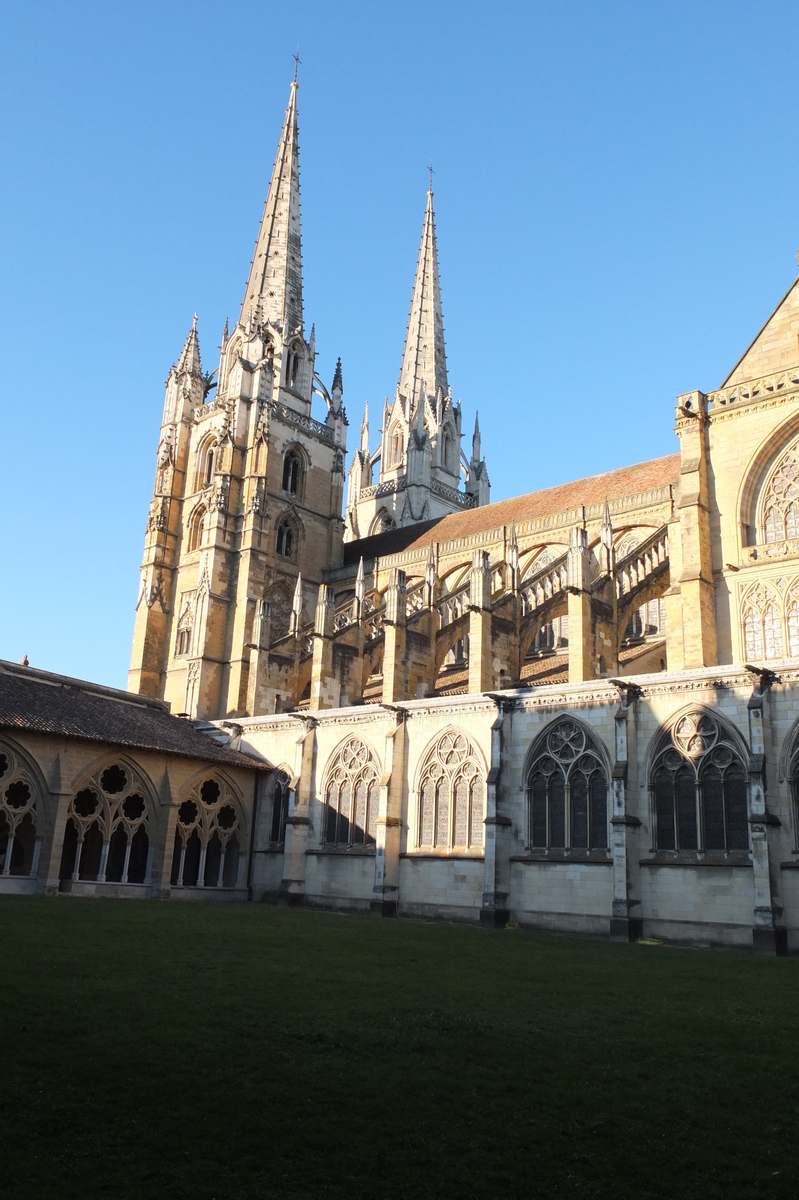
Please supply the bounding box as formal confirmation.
[282,450,301,497]
[170,777,242,888]
[759,441,799,544]
[742,582,785,661]
[388,426,404,467]
[269,771,291,844]
[322,738,380,847]
[417,730,485,851]
[650,711,748,853]
[526,720,607,850]
[187,505,206,553]
[58,762,151,885]
[0,744,39,877]
[276,516,297,560]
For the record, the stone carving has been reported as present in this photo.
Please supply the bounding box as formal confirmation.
[417,728,485,850]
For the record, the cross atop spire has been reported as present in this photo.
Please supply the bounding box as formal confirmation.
[397,185,448,406]
[240,79,303,334]
[293,47,301,82]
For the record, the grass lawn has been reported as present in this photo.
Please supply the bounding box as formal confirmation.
[1,899,798,1200]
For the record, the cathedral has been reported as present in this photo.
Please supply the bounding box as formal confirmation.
[4,77,799,955]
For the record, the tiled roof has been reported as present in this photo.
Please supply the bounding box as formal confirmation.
[344,453,679,566]
[0,661,270,770]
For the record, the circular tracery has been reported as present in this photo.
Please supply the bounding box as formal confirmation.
[0,743,39,877]
[171,777,242,889]
[59,761,152,886]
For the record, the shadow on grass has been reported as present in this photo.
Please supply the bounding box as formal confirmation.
[0,897,797,1199]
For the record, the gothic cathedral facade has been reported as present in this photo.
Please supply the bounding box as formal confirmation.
[124,78,799,953]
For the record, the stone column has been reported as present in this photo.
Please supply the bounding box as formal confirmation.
[382,570,407,703]
[372,706,406,917]
[747,679,786,954]
[310,585,337,709]
[279,716,317,905]
[480,699,512,927]
[674,392,717,668]
[41,753,73,895]
[567,522,593,682]
[609,687,643,941]
[468,551,493,694]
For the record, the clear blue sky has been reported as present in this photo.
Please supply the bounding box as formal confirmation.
[3,1,799,688]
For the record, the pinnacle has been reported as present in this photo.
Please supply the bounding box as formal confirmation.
[332,357,343,393]
[177,315,203,377]
[397,184,448,405]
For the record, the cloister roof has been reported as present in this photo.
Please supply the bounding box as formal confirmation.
[344,452,680,566]
[0,661,270,770]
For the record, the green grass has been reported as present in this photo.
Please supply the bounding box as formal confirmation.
[1,899,798,1200]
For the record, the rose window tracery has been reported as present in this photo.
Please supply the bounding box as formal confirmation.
[526,720,608,851]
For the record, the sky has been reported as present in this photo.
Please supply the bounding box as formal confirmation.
[3,0,799,688]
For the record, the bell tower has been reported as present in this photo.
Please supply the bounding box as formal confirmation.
[129,76,348,718]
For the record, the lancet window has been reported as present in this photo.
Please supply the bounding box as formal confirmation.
[759,441,799,544]
[322,738,380,847]
[388,426,404,467]
[526,720,608,850]
[282,450,301,497]
[0,743,40,877]
[276,517,296,560]
[59,762,151,885]
[650,711,749,853]
[187,505,206,553]
[269,771,291,844]
[285,347,300,389]
[742,582,786,661]
[417,730,485,851]
[170,777,242,888]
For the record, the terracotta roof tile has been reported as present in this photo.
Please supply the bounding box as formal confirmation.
[0,662,269,770]
[344,453,679,566]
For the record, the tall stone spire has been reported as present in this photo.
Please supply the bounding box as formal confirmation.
[240,80,303,334]
[177,313,203,377]
[397,185,447,404]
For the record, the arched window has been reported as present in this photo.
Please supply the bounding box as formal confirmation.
[201,444,216,488]
[389,426,404,466]
[285,347,300,389]
[276,518,295,559]
[322,738,380,847]
[417,729,485,851]
[0,743,40,878]
[270,771,291,844]
[187,506,206,553]
[282,450,301,497]
[170,777,242,888]
[742,583,784,661]
[759,441,799,543]
[650,711,749,853]
[58,762,151,885]
[526,720,608,850]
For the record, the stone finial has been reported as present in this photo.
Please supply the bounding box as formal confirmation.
[470,550,491,610]
[355,557,365,610]
[385,568,407,625]
[289,573,304,636]
[360,400,369,454]
[471,411,481,463]
[314,584,335,637]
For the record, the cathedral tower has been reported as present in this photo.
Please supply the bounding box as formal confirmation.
[129,78,347,719]
[344,184,489,540]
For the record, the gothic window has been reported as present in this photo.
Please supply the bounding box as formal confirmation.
[282,450,301,497]
[58,762,151,885]
[285,347,300,389]
[759,441,799,543]
[526,720,608,850]
[742,583,784,662]
[175,593,194,657]
[170,776,242,888]
[389,426,404,466]
[202,445,216,488]
[187,505,206,553]
[417,730,485,851]
[0,743,40,878]
[276,518,296,560]
[269,771,291,844]
[650,711,749,853]
[323,738,380,847]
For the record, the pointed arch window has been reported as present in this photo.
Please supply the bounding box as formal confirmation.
[742,583,784,661]
[276,517,296,560]
[526,720,608,851]
[759,442,799,543]
[58,762,151,886]
[650,712,749,853]
[269,772,291,845]
[389,426,404,467]
[170,777,242,888]
[282,450,301,497]
[417,730,485,851]
[187,506,206,553]
[285,347,300,389]
[0,743,41,878]
[322,738,380,847]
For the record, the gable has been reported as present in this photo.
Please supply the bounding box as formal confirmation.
[722,277,799,387]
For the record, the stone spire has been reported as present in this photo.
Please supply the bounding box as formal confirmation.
[360,400,370,453]
[177,314,203,377]
[240,79,303,335]
[397,186,447,405]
